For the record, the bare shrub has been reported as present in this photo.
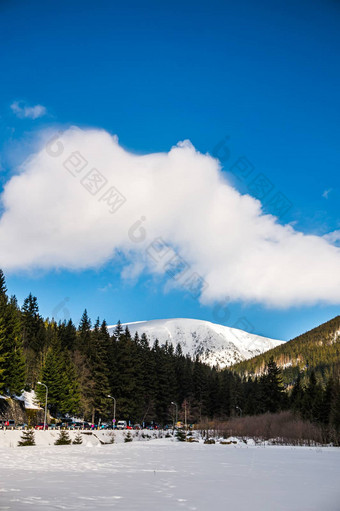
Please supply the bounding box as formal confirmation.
[198,412,327,446]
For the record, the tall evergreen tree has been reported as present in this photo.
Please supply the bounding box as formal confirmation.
[22,293,45,383]
[77,309,92,353]
[260,357,285,413]
[0,316,7,393]
[0,273,25,394]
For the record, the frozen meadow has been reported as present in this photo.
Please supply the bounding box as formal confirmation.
[0,433,340,511]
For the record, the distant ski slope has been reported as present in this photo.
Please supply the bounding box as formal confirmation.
[107,318,284,368]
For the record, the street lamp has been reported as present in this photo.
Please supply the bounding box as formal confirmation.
[107,395,116,427]
[171,401,178,428]
[37,381,48,430]
[235,406,242,417]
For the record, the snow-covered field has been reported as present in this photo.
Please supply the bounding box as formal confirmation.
[0,434,339,511]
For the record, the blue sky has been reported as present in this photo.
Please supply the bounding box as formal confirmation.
[0,0,339,341]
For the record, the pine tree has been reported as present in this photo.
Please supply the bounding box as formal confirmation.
[77,309,92,353]
[319,378,333,425]
[290,372,304,413]
[113,320,123,339]
[22,293,45,383]
[55,429,72,445]
[61,355,81,415]
[4,296,25,394]
[0,316,7,393]
[137,333,156,423]
[73,432,83,444]
[192,356,209,418]
[175,429,186,442]
[36,347,62,415]
[87,321,111,422]
[0,269,8,314]
[124,431,133,442]
[22,294,43,350]
[18,429,35,446]
[153,341,177,425]
[261,357,285,413]
[36,339,81,417]
[0,272,25,395]
[301,371,323,422]
[58,319,77,351]
[330,380,340,433]
[114,328,142,421]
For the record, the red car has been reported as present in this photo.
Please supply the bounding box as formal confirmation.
[35,423,48,430]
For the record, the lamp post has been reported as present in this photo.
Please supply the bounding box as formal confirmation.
[37,381,48,430]
[236,406,242,417]
[107,395,116,427]
[171,401,178,428]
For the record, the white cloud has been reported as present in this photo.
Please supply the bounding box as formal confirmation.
[322,188,332,199]
[0,126,339,308]
[10,101,47,120]
[324,230,340,245]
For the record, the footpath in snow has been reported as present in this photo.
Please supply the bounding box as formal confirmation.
[0,434,340,510]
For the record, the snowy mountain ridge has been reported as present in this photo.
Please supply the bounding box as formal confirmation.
[107,318,284,369]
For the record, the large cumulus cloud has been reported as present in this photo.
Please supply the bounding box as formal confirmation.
[0,127,339,308]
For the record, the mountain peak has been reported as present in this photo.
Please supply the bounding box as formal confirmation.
[107,318,284,368]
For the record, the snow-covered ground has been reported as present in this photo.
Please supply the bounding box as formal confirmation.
[107,318,284,368]
[0,429,156,448]
[0,435,339,510]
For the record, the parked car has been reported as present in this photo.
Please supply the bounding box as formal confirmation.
[0,420,15,429]
[133,424,141,430]
[116,420,127,430]
[35,423,48,430]
[70,422,83,429]
[16,423,28,430]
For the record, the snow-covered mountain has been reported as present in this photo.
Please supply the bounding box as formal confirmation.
[107,318,284,369]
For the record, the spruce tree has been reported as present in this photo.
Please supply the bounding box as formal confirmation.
[175,429,186,442]
[18,429,36,446]
[73,432,83,444]
[55,429,72,445]
[330,380,340,434]
[261,357,285,413]
[0,317,7,393]
[0,273,25,395]
[137,333,156,422]
[115,328,142,421]
[58,319,77,351]
[22,293,45,383]
[87,320,111,421]
[0,269,8,313]
[301,371,323,422]
[77,309,92,353]
[290,372,304,413]
[113,320,123,339]
[124,431,133,442]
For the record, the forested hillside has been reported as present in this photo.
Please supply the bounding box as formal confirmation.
[232,316,340,385]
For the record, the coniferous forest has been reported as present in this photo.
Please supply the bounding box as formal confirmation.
[0,269,339,442]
